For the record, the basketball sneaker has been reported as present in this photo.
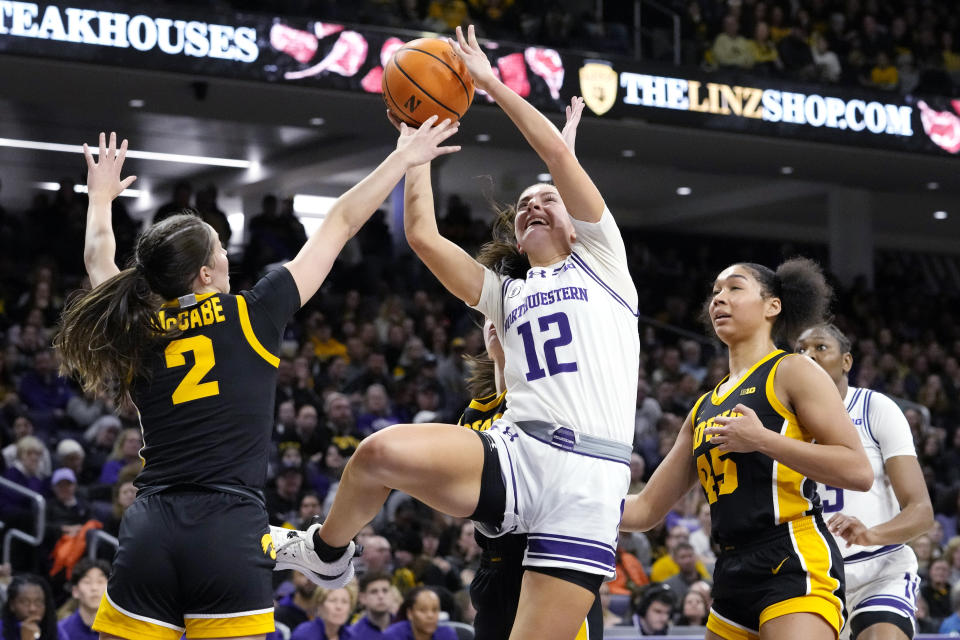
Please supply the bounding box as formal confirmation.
[270,524,356,588]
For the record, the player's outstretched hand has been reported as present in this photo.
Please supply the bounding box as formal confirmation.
[84,132,137,205]
[827,513,873,547]
[561,96,585,154]
[395,115,461,167]
[705,404,768,453]
[449,25,496,91]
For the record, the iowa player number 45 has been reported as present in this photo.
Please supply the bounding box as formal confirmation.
[165,336,220,405]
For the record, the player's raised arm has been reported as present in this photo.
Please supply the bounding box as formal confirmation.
[83,132,137,288]
[397,116,486,306]
[284,115,460,307]
[450,26,604,223]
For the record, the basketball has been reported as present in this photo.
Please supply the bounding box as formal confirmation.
[382,38,475,127]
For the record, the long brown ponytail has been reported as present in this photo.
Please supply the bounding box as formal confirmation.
[54,213,213,402]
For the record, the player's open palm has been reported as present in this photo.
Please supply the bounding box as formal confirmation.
[395,115,461,166]
[449,25,495,90]
[705,404,768,453]
[84,131,137,205]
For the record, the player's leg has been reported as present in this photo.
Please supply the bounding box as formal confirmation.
[320,423,485,546]
[508,570,596,640]
[760,612,837,639]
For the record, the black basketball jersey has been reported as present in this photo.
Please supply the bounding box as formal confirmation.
[690,350,821,546]
[458,390,507,432]
[133,268,301,490]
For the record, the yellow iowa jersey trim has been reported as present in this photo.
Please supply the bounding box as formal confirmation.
[236,295,280,368]
[184,609,275,638]
[468,389,507,412]
[711,349,784,405]
[775,517,844,632]
[707,609,759,640]
[765,354,798,422]
[94,592,184,640]
[160,292,216,309]
[773,416,813,524]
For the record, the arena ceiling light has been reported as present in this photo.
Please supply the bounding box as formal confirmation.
[0,137,253,169]
[676,186,692,196]
[933,210,948,220]
[35,181,143,198]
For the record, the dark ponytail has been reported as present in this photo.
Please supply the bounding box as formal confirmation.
[54,213,213,402]
[741,257,832,346]
[464,204,529,398]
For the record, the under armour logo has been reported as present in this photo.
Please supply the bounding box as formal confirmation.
[501,426,519,442]
[530,269,547,278]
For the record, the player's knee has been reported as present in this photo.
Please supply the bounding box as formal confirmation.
[352,431,404,479]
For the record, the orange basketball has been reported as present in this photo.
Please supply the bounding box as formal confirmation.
[382,38,475,127]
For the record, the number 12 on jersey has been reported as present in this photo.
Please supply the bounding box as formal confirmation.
[517,312,578,381]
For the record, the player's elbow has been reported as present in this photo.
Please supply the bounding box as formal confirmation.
[847,466,874,493]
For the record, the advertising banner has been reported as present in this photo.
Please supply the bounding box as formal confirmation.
[1,0,957,156]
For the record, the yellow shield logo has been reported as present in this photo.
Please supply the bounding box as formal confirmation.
[579,62,618,116]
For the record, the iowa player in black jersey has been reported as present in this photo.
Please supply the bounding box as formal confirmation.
[621,258,873,640]
[54,126,460,640]
[460,318,603,640]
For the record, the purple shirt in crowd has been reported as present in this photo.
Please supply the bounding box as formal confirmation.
[348,614,394,640]
[382,621,457,640]
[58,609,98,640]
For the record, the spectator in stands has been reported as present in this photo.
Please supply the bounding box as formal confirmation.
[267,462,305,527]
[54,439,90,486]
[923,557,952,622]
[811,32,842,82]
[18,349,72,433]
[357,384,402,437]
[194,184,231,248]
[778,24,816,80]
[290,404,330,460]
[97,427,142,485]
[383,586,456,640]
[674,589,709,627]
[102,468,138,538]
[0,574,58,640]
[1,436,50,523]
[598,581,623,628]
[275,570,317,632]
[867,51,900,91]
[152,180,192,223]
[82,415,120,478]
[748,22,782,74]
[663,542,708,600]
[350,572,394,638]
[941,582,960,634]
[1,416,50,477]
[649,525,710,583]
[308,318,347,364]
[609,540,649,596]
[712,14,754,69]
[687,502,715,565]
[632,584,675,636]
[45,467,92,545]
[58,558,109,640]
[946,536,960,584]
[244,194,307,277]
[291,584,357,640]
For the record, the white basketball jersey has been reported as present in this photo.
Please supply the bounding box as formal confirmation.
[817,386,917,558]
[472,208,640,445]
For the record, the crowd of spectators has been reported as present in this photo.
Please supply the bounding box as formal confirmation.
[175,0,960,97]
[2,176,960,636]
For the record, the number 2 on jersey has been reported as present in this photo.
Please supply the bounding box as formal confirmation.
[517,312,578,382]
[165,336,220,404]
[696,448,738,504]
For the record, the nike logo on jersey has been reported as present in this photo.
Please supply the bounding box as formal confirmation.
[772,557,789,574]
[740,387,756,395]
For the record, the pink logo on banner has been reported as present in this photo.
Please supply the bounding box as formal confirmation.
[497,53,530,97]
[361,38,403,93]
[918,100,960,154]
[284,31,369,80]
[270,23,318,64]
[314,22,345,39]
[525,47,564,99]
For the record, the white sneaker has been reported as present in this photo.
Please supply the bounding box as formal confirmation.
[270,524,356,588]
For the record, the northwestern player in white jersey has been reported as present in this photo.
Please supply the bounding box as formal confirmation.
[796,324,933,640]
[283,25,639,640]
